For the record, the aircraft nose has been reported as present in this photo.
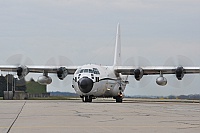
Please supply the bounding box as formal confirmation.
[78,77,93,93]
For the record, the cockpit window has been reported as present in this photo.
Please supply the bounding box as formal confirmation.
[93,68,100,74]
[89,69,93,73]
[75,69,81,74]
[84,69,89,73]
[80,69,84,73]
[79,69,97,74]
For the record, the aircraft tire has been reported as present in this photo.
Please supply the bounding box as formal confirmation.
[82,96,92,102]
[116,96,123,103]
[88,96,92,102]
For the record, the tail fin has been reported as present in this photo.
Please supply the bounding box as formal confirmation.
[113,23,121,66]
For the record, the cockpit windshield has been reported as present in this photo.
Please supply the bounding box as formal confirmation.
[89,69,93,73]
[80,69,84,73]
[78,68,99,74]
[75,69,81,74]
[84,69,88,73]
[93,68,100,74]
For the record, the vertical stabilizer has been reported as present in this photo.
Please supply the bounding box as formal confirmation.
[113,23,121,66]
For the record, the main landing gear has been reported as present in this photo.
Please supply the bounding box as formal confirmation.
[113,90,123,103]
[115,95,123,103]
[81,95,93,102]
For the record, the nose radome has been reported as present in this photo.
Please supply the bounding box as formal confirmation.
[78,77,93,93]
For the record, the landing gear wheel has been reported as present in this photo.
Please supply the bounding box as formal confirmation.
[115,96,123,103]
[82,96,92,102]
[88,96,92,102]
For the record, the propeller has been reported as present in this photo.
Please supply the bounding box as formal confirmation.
[5,54,34,84]
[6,54,34,66]
[164,55,195,88]
[123,56,152,88]
[45,56,73,66]
[45,56,74,90]
[5,54,34,75]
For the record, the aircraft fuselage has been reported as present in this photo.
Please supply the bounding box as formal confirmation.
[72,64,127,100]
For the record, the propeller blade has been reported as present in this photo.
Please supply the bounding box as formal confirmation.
[123,56,152,88]
[164,55,195,88]
[6,54,34,66]
[45,56,74,90]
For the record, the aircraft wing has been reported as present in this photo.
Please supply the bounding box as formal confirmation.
[115,66,200,75]
[0,65,78,74]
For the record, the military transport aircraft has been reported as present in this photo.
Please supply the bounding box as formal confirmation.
[0,24,199,102]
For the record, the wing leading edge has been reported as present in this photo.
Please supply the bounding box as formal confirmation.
[0,65,78,74]
[115,66,200,75]
[115,66,200,85]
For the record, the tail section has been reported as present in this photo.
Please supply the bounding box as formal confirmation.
[113,23,121,66]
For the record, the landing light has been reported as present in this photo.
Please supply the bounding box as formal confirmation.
[118,92,123,97]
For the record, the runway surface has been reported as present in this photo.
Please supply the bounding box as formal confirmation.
[0,99,199,133]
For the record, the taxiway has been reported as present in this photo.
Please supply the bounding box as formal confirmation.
[0,99,199,133]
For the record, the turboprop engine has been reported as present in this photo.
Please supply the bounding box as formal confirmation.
[17,65,29,79]
[133,68,143,81]
[57,67,68,80]
[175,66,185,80]
[37,75,52,85]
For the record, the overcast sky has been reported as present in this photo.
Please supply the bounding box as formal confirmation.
[0,0,199,96]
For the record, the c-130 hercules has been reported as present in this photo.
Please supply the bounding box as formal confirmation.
[1,24,200,102]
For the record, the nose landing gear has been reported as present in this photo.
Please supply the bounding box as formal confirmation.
[81,95,93,102]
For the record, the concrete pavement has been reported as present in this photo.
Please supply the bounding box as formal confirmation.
[0,99,199,133]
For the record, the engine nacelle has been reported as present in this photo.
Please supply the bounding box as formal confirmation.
[57,67,68,80]
[133,68,143,81]
[175,66,185,80]
[156,76,167,86]
[37,75,52,85]
[17,65,29,79]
